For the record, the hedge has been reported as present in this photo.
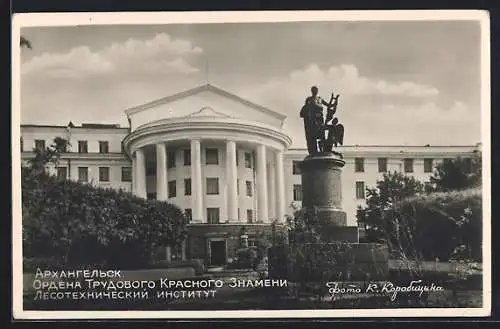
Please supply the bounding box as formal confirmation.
[22,167,188,270]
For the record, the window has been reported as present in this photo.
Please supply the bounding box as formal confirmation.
[168,180,177,198]
[238,208,240,220]
[20,137,23,152]
[206,148,219,165]
[404,158,414,173]
[247,209,253,223]
[167,151,176,168]
[207,208,220,224]
[378,158,387,173]
[293,184,303,201]
[147,193,156,200]
[35,139,45,150]
[146,164,156,176]
[246,181,253,197]
[206,178,219,195]
[184,178,191,196]
[292,161,302,175]
[356,181,365,199]
[424,159,434,173]
[185,208,192,222]
[248,238,257,247]
[99,167,110,182]
[57,167,67,180]
[78,141,88,153]
[183,149,191,166]
[121,167,132,182]
[78,167,88,182]
[99,141,109,154]
[355,158,364,172]
[244,152,252,168]
[236,151,239,166]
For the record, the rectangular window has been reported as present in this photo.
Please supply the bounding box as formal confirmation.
[167,151,176,168]
[404,158,414,173]
[206,177,219,195]
[20,137,24,152]
[355,158,364,172]
[356,181,365,199]
[99,141,109,154]
[35,139,45,150]
[78,141,88,154]
[168,180,177,198]
[292,161,302,175]
[293,184,303,201]
[378,158,387,173]
[78,167,88,182]
[247,209,253,223]
[424,158,434,173]
[185,208,192,222]
[99,167,110,182]
[207,208,220,224]
[246,180,253,197]
[146,164,156,176]
[236,151,239,166]
[184,178,192,196]
[244,152,252,168]
[57,167,67,180]
[206,148,219,165]
[121,167,132,182]
[183,149,191,166]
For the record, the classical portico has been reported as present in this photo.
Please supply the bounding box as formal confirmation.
[122,84,291,264]
[124,113,290,224]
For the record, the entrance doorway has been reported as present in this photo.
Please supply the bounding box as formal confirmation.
[210,240,227,266]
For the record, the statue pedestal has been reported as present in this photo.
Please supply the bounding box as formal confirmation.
[299,152,357,242]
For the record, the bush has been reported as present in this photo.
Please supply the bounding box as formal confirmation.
[394,188,482,262]
[22,167,188,270]
[232,247,259,269]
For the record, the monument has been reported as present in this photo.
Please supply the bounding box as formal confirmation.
[298,86,356,240]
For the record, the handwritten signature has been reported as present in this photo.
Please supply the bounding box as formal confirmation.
[325,280,445,301]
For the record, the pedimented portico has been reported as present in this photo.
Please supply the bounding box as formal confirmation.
[122,84,292,228]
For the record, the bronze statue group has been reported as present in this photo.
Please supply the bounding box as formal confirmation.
[300,86,345,155]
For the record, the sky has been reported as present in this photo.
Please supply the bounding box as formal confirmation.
[19,19,483,148]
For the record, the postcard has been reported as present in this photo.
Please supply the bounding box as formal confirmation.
[12,10,491,319]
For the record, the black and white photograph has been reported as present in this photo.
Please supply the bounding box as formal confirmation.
[12,10,490,319]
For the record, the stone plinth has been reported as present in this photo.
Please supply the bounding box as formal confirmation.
[299,152,349,229]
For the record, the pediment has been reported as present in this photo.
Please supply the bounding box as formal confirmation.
[125,84,286,131]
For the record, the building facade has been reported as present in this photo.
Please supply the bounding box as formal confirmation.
[20,84,480,265]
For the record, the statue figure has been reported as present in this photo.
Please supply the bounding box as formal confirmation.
[300,86,344,155]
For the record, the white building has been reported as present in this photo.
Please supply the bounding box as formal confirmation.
[20,84,480,264]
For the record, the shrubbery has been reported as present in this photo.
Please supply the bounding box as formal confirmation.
[393,188,482,262]
[22,166,188,270]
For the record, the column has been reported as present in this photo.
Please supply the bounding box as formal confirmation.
[156,143,168,201]
[268,161,276,220]
[181,240,187,261]
[132,154,137,194]
[226,140,238,222]
[275,150,286,223]
[256,144,268,222]
[135,148,147,199]
[191,139,204,222]
[165,246,172,262]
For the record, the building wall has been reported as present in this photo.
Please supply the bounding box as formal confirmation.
[20,125,480,228]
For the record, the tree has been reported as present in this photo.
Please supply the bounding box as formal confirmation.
[26,137,70,174]
[430,153,482,192]
[356,171,424,244]
[20,36,32,49]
